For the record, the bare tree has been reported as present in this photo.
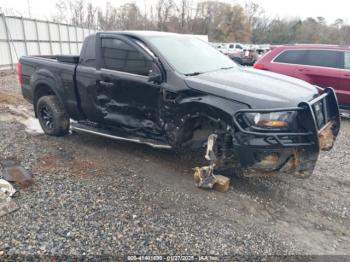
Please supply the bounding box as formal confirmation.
[97,2,118,30]
[52,0,97,28]
[156,0,175,31]
[177,0,192,32]
[70,0,85,26]
[52,0,70,24]
[86,2,98,29]
[244,1,265,29]
[50,0,350,45]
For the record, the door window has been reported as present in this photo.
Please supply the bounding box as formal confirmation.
[344,52,350,70]
[101,38,153,76]
[274,50,307,64]
[304,50,343,69]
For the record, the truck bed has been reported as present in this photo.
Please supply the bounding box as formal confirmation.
[19,55,83,120]
[31,55,80,64]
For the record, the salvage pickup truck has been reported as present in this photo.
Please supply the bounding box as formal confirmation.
[18,31,340,178]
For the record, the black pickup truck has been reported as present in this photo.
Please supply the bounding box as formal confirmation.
[18,31,340,178]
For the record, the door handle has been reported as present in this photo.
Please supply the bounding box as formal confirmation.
[98,80,114,88]
[344,74,350,77]
[297,68,309,72]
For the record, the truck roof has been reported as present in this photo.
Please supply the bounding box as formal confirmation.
[96,31,211,42]
[99,31,184,38]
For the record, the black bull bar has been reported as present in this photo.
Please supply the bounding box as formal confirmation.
[231,88,340,178]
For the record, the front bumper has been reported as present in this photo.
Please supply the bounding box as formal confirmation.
[232,88,340,178]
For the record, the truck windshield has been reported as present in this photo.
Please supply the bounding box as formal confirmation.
[148,35,237,75]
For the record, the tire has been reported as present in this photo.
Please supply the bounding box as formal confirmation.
[36,95,70,136]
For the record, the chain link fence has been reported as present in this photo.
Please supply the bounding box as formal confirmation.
[0,14,96,71]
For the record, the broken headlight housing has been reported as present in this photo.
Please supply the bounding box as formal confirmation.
[242,111,298,131]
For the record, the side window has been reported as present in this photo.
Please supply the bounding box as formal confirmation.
[236,45,243,50]
[344,52,350,70]
[274,50,307,64]
[304,50,343,69]
[229,44,234,49]
[101,38,153,76]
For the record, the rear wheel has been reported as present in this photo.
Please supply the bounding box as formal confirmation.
[36,95,70,136]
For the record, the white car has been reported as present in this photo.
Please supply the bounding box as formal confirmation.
[212,43,229,55]
[226,43,245,56]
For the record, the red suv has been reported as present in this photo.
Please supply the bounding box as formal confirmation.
[254,45,350,108]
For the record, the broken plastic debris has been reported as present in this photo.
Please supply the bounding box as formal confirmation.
[213,175,230,193]
[193,167,231,193]
[193,134,231,192]
[194,165,216,189]
[205,134,218,162]
[0,179,16,197]
[0,179,19,217]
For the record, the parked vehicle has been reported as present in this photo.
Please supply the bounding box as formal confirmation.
[225,43,256,65]
[18,32,340,178]
[254,45,350,108]
[255,44,271,58]
[211,43,229,55]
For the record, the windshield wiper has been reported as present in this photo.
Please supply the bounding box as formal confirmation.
[185,67,233,76]
[220,66,235,70]
[184,72,204,76]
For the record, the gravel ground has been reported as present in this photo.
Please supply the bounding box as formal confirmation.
[0,74,349,259]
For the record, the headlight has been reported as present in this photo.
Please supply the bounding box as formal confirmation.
[243,111,297,129]
[313,100,325,128]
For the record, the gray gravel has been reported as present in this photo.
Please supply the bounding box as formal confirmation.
[0,74,349,258]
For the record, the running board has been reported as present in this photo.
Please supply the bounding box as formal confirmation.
[70,122,172,149]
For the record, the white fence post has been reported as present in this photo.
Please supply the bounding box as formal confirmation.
[57,23,62,54]
[21,17,28,56]
[47,20,53,55]
[34,19,41,55]
[2,14,14,70]
[67,25,71,54]
[75,26,78,54]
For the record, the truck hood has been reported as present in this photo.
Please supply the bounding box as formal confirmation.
[184,67,319,109]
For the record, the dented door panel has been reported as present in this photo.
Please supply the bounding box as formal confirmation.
[95,69,163,134]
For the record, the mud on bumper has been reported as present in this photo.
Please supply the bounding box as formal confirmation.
[232,88,340,178]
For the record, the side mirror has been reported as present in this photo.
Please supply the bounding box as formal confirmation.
[148,61,163,84]
[148,59,163,84]
[148,72,162,84]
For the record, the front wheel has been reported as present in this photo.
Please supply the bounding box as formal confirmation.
[36,95,70,136]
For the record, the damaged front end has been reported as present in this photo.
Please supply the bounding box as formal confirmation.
[231,88,340,178]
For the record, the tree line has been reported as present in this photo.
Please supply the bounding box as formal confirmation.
[52,0,350,45]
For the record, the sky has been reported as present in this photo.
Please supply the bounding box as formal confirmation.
[0,0,349,24]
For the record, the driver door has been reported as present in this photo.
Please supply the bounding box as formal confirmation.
[95,35,164,135]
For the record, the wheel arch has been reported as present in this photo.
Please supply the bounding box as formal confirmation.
[164,95,248,148]
[33,81,64,117]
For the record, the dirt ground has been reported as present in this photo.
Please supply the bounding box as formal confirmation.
[0,73,349,258]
